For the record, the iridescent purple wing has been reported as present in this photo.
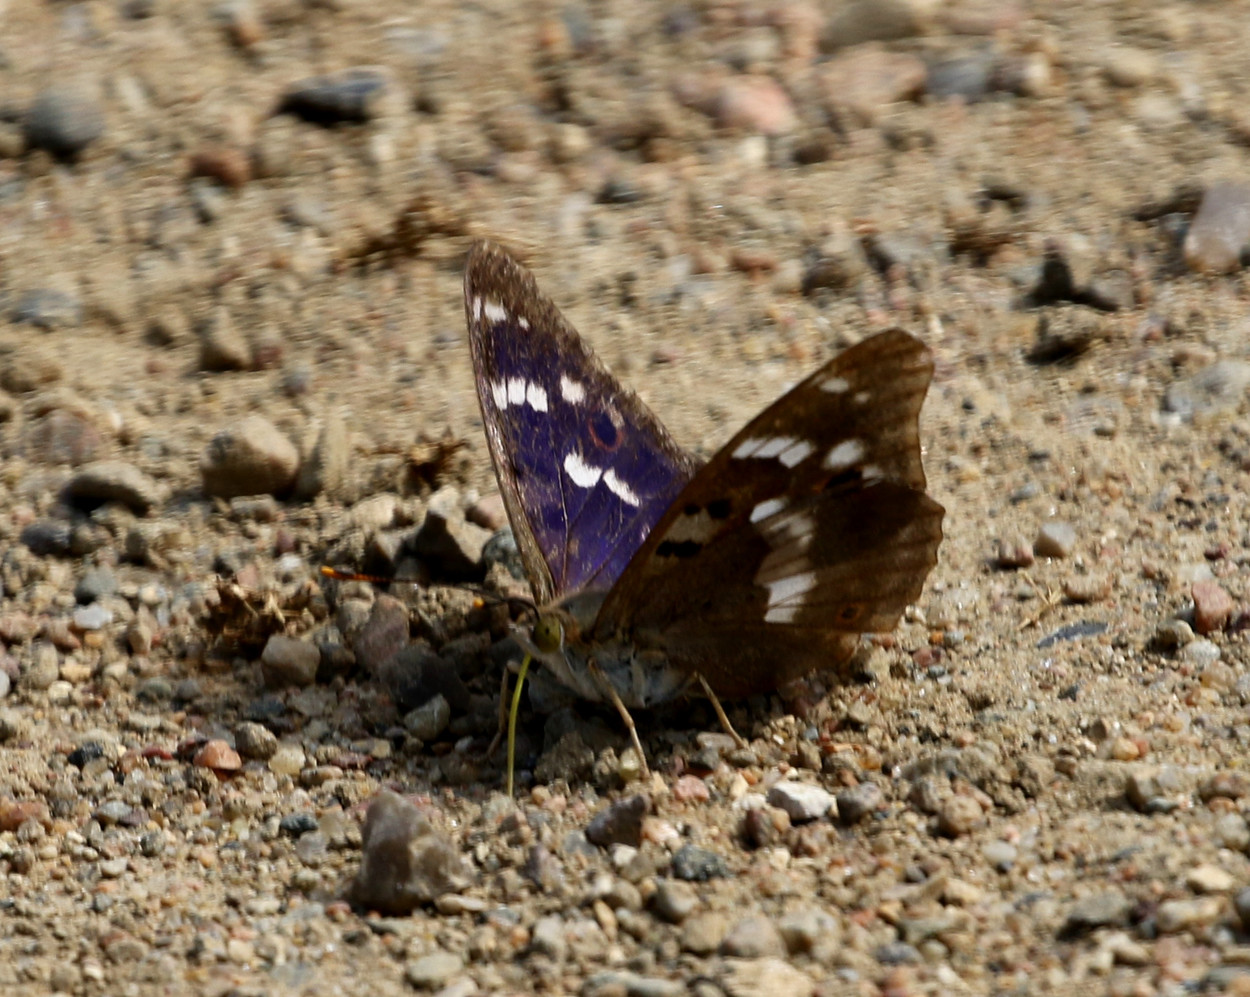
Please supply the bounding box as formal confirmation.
[464,241,700,605]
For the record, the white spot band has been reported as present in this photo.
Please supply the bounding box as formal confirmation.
[564,453,602,488]
[763,571,817,624]
[824,439,865,472]
[603,469,640,507]
[750,498,787,523]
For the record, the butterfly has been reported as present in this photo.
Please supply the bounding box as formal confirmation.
[464,240,944,787]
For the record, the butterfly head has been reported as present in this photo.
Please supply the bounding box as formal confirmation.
[515,590,603,658]
[530,612,565,655]
[509,590,648,705]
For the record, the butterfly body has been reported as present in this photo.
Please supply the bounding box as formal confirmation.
[514,591,695,709]
[465,241,943,718]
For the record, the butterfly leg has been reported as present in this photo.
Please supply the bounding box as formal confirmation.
[697,674,749,750]
[587,660,651,780]
[484,663,514,760]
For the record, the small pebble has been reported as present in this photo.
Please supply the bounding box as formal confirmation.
[1236,887,1250,929]
[836,782,884,824]
[347,790,471,915]
[766,781,835,822]
[1156,896,1222,934]
[995,533,1034,568]
[651,879,699,924]
[672,774,710,803]
[193,740,242,772]
[281,68,392,125]
[71,603,113,631]
[982,840,1017,871]
[198,308,250,371]
[1154,619,1195,650]
[1182,638,1221,666]
[670,844,728,881]
[1063,573,1110,603]
[1185,181,1250,274]
[234,721,278,760]
[721,957,815,997]
[1064,890,1131,933]
[25,83,105,158]
[720,914,786,958]
[586,794,649,848]
[403,694,451,741]
[714,75,797,136]
[13,289,84,330]
[1186,863,1234,894]
[268,743,306,776]
[1199,771,1248,802]
[404,952,464,990]
[936,795,985,837]
[681,911,731,955]
[260,635,320,688]
[1034,521,1077,558]
[777,908,838,955]
[200,416,300,499]
[1192,579,1233,634]
[1165,360,1250,419]
[1102,47,1156,88]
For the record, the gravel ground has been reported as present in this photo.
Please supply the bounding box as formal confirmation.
[3,1,1250,995]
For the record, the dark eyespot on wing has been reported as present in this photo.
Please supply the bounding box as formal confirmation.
[683,502,700,516]
[656,539,702,559]
[706,498,732,519]
[589,411,620,450]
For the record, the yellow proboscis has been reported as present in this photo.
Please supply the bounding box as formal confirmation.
[506,653,532,797]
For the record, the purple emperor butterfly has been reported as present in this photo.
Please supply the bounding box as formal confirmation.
[465,241,943,785]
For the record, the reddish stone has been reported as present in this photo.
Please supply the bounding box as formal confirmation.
[193,739,242,772]
[0,798,51,832]
[1192,579,1233,634]
[672,775,711,803]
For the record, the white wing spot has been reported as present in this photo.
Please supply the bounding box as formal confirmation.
[526,382,549,412]
[560,376,586,404]
[862,464,884,483]
[735,436,813,465]
[472,296,484,320]
[824,439,866,471]
[821,376,850,394]
[507,377,526,406]
[517,316,530,330]
[563,452,602,489]
[763,570,817,623]
[755,436,798,459]
[750,497,788,523]
[853,390,871,405]
[779,439,815,468]
[667,509,716,542]
[490,380,508,409]
[732,437,766,460]
[603,469,640,507]
[483,300,508,324]
[776,513,815,551]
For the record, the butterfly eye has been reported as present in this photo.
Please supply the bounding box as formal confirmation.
[533,614,564,653]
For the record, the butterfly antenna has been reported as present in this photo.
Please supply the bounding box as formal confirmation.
[319,565,536,615]
[506,653,532,797]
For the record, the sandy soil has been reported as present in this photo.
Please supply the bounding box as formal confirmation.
[2,1,1250,995]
